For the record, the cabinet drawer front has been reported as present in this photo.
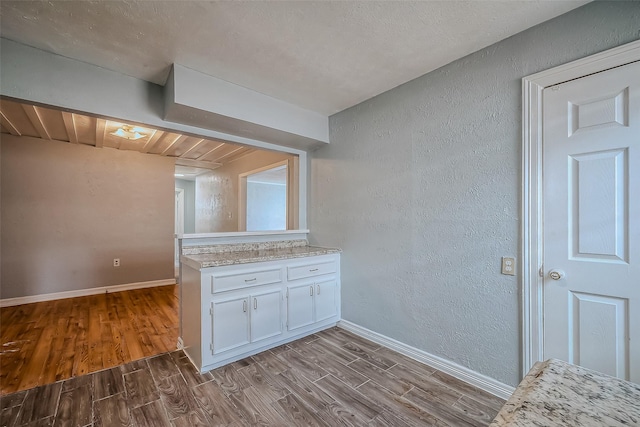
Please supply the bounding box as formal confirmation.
[287,260,337,281]
[212,268,282,293]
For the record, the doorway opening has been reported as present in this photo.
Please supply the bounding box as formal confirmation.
[175,188,184,275]
[521,40,640,379]
[238,160,289,231]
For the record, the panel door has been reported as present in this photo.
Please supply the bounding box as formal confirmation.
[314,279,338,323]
[542,61,639,382]
[287,283,314,331]
[250,289,283,343]
[211,296,250,354]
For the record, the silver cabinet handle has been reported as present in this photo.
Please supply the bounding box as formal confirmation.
[243,300,247,312]
[245,278,257,283]
[254,298,257,310]
[309,268,319,272]
[549,270,565,280]
[317,285,321,295]
[310,285,314,296]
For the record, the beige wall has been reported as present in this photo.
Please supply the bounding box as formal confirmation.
[1,135,175,299]
[196,150,296,233]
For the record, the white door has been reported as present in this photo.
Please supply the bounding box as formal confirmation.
[287,283,314,331]
[542,61,639,382]
[250,290,283,343]
[314,279,338,323]
[212,297,250,354]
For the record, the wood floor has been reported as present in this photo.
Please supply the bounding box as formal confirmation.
[0,285,179,395]
[0,327,505,427]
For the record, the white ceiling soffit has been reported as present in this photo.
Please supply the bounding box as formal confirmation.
[0,1,588,115]
[164,64,329,148]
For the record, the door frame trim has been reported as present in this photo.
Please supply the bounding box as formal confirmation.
[521,40,640,378]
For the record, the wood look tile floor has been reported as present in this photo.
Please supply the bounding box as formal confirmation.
[0,285,179,396]
[0,327,505,427]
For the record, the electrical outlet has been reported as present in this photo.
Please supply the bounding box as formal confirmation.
[501,257,515,275]
[113,258,120,267]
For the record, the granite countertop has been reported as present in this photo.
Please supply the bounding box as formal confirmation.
[491,359,640,426]
[181,245,341,269]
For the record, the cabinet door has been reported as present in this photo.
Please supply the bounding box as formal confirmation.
[211,297,250,354]
[250,290,283,343]
[315,279,338,323]
[287,283,314,331]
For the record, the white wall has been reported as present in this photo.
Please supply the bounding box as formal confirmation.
[246,182,287,231]
[309,1,640,386]
[175,178,196,234]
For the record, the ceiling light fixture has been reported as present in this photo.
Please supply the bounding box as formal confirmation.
[110,125,147,140]
[175,174,184,177]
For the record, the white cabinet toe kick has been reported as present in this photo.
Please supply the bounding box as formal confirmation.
[180,253,341,373]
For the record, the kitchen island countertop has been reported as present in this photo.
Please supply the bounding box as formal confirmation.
[491,359,640,426]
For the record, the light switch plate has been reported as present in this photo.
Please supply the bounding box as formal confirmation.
[501,257,515,275]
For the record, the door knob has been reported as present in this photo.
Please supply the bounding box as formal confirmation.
[548,270,565,280]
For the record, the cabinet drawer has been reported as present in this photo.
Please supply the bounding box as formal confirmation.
[287,259,337,281]
[212,268,282,293]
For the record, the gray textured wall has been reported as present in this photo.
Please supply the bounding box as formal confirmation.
[309,1,640,386]
[175,178,196,234]
[1,135,175,299]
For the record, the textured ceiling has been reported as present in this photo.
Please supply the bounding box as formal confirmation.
[0,1,588,115]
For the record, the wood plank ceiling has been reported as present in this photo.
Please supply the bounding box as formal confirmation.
[0,99,257,170]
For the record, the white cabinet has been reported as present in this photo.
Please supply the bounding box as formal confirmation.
[287,278,338,331]
[286,257,339,332]
[211,288,283,355]
[247,289,283,343]
[287,283,315,331]
[181,253,340,373]
[315,278,338,323]
[211,296,250,354]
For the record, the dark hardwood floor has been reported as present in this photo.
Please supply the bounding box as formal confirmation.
[0,327,505,427]
[0,285,179,395]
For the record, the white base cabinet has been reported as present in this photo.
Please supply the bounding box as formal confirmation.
[287,278,338,331]
[211,288,283,355]
[181,253,340,373]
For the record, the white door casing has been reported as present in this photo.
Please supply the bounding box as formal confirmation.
[542,61,639,382]
[522,40,640,379]
[175,188,185,264]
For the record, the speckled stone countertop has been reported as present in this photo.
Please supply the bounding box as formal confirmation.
[491,359,640,426]
[181,240,341,269]
[182,239,309,255]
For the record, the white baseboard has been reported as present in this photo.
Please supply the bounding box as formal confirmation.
[337,320,515,400]
[0,278,176,307]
